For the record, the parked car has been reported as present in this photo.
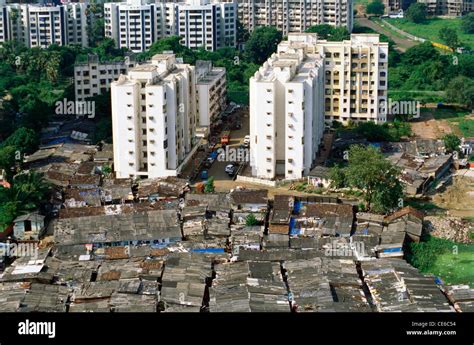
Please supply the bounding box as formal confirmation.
[225,164,236,175]
[200,170,209,180]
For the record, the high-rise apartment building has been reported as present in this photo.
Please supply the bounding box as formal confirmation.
[249,33,388,180]
[0,1,88,48]
[249,34,325,180]
[167,0,237,51]
[104,0,237,53]
[418,0,473,16]
[235,0,353,36]
[312,34,388,124]
[111,53,198,179]
[104,0,166,53]
[195,60,227,127]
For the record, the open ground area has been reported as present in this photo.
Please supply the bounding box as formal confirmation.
[410,106,473,139]
[433,171,474,218]
[385,18,474,48]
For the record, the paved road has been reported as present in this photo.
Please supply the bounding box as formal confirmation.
[206,107,250,182]
[356,17,419,52]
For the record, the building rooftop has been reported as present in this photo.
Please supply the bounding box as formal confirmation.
[54,209,181,245]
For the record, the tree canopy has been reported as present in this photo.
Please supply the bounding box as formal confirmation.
[439,27,460,50]
[366,0,385,15]
[442,134,461,153]
[306,24,350,41]
[0,172,50,229]
[406,3,427,23]
[244,26,282,65]
[330,145,404,213]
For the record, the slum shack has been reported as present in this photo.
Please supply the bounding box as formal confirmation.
[230,189,268,224]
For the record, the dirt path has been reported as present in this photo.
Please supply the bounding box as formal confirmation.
[356,18,418,52]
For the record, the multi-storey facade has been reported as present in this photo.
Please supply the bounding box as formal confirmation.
[166,0,237,51]
[312,34,388,124]
[236,0,353,36]
[0,1,88,48]
[249,34,325,180]
[104,0,166,53]
[111,53,198,179]
[104,0,237,53]
[418,0,474,16]
[74,54,137,101]
[249,33,388,180]
[195,60,227,127]
[382,0,401,14]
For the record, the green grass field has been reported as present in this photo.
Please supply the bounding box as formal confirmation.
[431,250,474,287]
[386,18,474,49]
[458,119,474,137]
[408,236,474,287]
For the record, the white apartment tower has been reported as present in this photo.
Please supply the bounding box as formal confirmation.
[111,53,197,179]
[236,0,353,36]
[0,2,88,48]
[249,34,325,180]
[195,60,227,127]
[166,0,237,51]
[250,33,389,180]
[104,0,166,53]
[104,0,237,53]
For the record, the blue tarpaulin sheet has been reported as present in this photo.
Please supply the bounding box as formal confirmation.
[382,247,402,253]
[293,201,302,214]
[192,248,225,253]
[289,217,300,235]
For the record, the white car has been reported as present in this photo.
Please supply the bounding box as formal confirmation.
[225,164,236,175]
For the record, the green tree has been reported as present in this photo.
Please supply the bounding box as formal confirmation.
[354,121,390,142]
[86,1,105,47]
[406,3,427,23]
[236,20,250,46]
[0,171,50,228]
[461,13,474,34]
[0,146,17,180]
[204,176,215,193]
[445,76,474,109]
[9,172,50,211]
[366,0,385,15]
[2,127,39,155]
[344,145,403,212]
[140,36,196,63]
[402,42,438,65]
[442,134,461,153]
[245,213,259,226]
[306,25,350,41]
[439,27,460,51]
[0,201,19,230]
[328,165,346,189]
[244,26,282,64]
